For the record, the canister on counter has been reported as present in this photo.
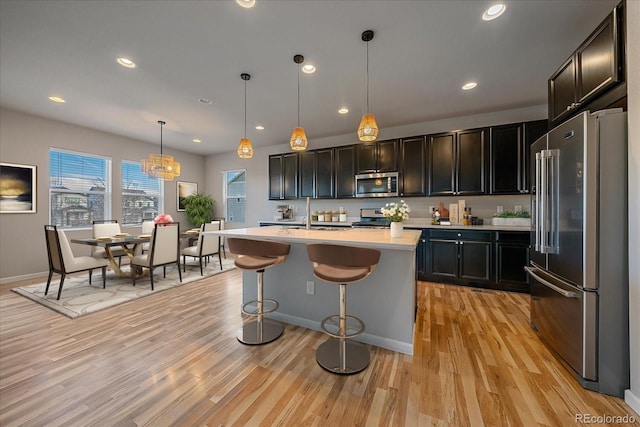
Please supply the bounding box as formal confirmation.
[311,210,319,222]
[317,210,325,222]
[339,210,347,222]
[332,210,340,222]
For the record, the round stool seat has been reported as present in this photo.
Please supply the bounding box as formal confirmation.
[234,255,281,271]
[312,264,372,284]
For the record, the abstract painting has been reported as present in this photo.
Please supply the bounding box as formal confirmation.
[0,162,36,213]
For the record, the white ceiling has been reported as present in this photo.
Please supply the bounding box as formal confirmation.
[0,0,619,156]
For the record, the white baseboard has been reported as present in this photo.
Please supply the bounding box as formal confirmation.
[625,389,640,417]
[0,271,48,286]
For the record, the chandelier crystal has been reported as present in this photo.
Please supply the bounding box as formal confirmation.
[141,120,181,181]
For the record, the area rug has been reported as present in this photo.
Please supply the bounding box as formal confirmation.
[12,257,236,319]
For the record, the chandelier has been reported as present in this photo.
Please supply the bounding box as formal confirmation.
[237,73,254,159]
[141,120,181,181]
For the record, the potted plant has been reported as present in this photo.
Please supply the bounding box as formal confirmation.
[381,200,411,238]
[182,193,215,228]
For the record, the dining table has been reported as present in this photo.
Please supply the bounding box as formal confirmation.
[71,229,202,277]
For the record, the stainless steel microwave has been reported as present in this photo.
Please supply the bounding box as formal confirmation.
[355,172,399,198]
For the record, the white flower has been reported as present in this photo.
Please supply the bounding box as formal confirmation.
[382,200,410,223]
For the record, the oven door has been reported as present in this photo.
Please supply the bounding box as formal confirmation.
[355,172,398,198]
[526,265,597,381]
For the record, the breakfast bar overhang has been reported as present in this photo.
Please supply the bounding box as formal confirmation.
[206,226,421,355]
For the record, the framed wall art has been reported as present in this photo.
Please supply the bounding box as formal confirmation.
[0,162,37,213]
[177,181,197,211]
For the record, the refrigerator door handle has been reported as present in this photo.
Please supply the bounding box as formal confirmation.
[539,151,547,251]
[525,267,580,298]
[547,149,560,253]
[534,152,542,252]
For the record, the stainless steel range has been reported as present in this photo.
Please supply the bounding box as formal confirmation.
[351,208,389,228]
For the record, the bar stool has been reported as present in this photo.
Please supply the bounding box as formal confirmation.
[227,238,290,345]
[306,243,381,374]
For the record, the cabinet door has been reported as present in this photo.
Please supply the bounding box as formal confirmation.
[459,240,491,283]
[299,151,316,198]
[283,153,298,199]
[416,233,428,281]
[268,155,283,200]
[522,120,548,192]
[428,238,458,280]
[377,139,398,172]
[335,145,356,198]
[356,143,377,173]
[496,242,530,291]
[315,148,334,199]
[428,133,455,196]
[576,9,621,104]
[400,136,426,197]
[490,124,522,194]
[457,128,486,195]
[549,56,576,124]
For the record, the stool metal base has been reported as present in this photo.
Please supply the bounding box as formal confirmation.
[237,318,283,345]
[316,338,370,375]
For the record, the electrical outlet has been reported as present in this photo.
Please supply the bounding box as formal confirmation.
[306,280,315,295]
[515,205,523,213]
[429,206,435,214]
[497,205,504,214]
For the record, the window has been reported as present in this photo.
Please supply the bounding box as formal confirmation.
[49,148,111,228]
[122,161,163,225]
[223,169,246,223]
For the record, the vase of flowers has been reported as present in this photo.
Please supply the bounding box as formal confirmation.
[381,200,410,238]
[154,213,174,224]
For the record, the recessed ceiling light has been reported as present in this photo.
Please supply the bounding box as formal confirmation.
[116,57,136,68]
[193,139,202,144]
[255,125,265,130]
[199,97,212,104]
[338,107,349,114]
[302,64,316,74]
[48,96,66,103]
[236,0,255,8]
[462,82,478,90]
[482,3,507,21]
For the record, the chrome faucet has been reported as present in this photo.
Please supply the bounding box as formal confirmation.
[305,197,311,230]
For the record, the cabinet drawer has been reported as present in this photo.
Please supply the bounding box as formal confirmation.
[430,230,492,241]
[495,231,530,243]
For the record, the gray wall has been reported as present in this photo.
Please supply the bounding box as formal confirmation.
[0,108,205,282]
[204,104,546,228]
[626,0,640,414]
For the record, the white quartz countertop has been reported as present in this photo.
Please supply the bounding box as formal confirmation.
[403,219,531,232]
[205,226,421,251]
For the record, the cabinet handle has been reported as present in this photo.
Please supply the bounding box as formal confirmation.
[457,233,461,237]
[460,241,464,245]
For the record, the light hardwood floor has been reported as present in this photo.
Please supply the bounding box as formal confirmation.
[0,270,637,426]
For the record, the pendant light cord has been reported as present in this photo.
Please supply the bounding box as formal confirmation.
[297,66,301,127]
[366,41,370,114]
[244,79,247,139]
[159,121,163,156]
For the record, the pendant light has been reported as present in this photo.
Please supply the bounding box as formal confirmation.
[141,120,181,181]
[289,54,308,151]
[237,73,254,159]
[357,30,379,142]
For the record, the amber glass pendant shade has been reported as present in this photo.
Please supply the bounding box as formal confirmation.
[142,120,181,181]
[357,113,379,142]
[237,137,254,159]
[289,127,308,151]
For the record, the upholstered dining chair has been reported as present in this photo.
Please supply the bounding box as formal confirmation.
[140,220,155,253]
[213,217,227,258]
[91,220,127,266]
[131,222,182,290]
[44,225,109,300]
[182,221,222,275]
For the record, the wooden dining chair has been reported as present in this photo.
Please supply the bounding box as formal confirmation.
[44,225,109,300]
[91,220,127,266]
[182,221,222,275]
[131,222,182,290]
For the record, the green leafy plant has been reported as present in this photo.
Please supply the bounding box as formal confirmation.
[182,193,215,227]
[493,211,530,218]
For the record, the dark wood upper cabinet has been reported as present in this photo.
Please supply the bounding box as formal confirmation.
[316,148,335,199]
[522,120,549,191]
[429,129,486,196]
[549,3,624,125]
[356,139,398,174]
[428,133,455,196]
[335,145,356,198]
[399,136,426,197]
[299,151,316,198]
[268,153,298,200]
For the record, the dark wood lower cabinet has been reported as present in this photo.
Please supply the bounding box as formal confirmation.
[418,228,530,293]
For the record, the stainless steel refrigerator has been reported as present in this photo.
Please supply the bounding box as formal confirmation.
[527,109,629,397]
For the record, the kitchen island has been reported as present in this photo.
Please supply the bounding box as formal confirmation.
[205,226,421,355]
